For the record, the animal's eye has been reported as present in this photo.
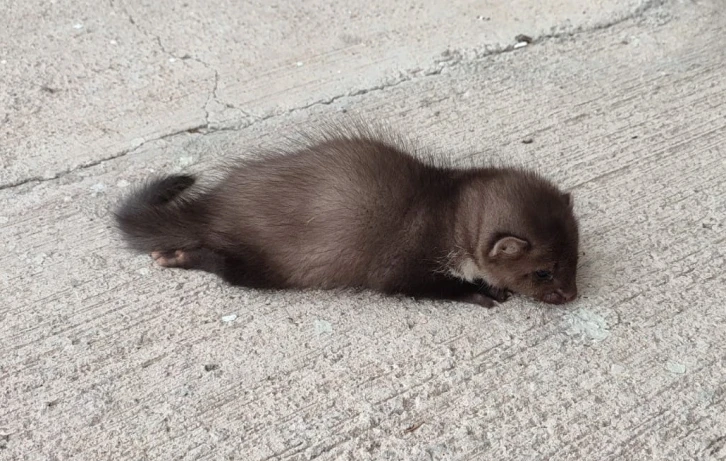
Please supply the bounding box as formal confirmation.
[534,270,553,281]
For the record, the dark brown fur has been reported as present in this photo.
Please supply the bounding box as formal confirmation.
[115,129,579,307]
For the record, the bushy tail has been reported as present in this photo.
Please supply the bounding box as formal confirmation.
[114,175,208,253]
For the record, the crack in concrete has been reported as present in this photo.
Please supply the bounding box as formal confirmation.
[204,68,220,125]
[0,125,208,191]
[111,0,251,123]
[151,35,256,126]
[2,0,669,191]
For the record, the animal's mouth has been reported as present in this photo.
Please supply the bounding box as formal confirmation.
[541,289,577,305]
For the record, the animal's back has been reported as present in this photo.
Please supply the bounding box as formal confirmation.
[206,137,443,289]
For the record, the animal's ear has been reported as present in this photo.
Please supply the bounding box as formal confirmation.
[562,192,573,209]
[489,236,529,259]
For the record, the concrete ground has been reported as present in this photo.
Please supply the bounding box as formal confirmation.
[1,0,724,459]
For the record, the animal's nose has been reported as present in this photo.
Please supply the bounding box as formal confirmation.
[557,287,578,302]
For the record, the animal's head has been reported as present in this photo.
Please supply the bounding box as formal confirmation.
[454,168,580,305]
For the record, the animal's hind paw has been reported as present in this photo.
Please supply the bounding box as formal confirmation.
[151,250,189,268]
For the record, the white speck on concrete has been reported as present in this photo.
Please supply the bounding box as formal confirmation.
[137,267,150,276]
[296,61,303,67]
[610,363,626,374]
[699,390,715,404]
[314,319,333,335]
[110,39,117,45]
[90,183,106,196]
[177,154,198,167]
[514,41,528,49]
[666,361,686,375]
[565,308,610,341]
[0,60,6,65]
[169,57,176,63]
[116,179,130,188]
[221,314,237,323]
[73,23,84,30]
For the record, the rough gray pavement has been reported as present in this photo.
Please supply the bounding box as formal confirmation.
[1,0,725,459]
[2,0,655,188]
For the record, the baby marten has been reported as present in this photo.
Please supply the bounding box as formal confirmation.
[115,128,579,307]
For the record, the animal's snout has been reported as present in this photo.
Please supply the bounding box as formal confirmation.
[542,287,577,305]
[557,287,577,302]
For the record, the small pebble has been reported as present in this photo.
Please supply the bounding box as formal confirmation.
[221,314,237,323]
[522,138,534,144]
[204,364,219,372]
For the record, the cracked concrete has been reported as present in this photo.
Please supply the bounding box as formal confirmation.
[2,0,660,189]
[2,0,726,460]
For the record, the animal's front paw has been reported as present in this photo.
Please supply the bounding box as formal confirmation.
[488,287,512,303]
[460,292,498,308]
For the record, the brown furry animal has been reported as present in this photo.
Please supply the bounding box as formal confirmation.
[115,129,579,307]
